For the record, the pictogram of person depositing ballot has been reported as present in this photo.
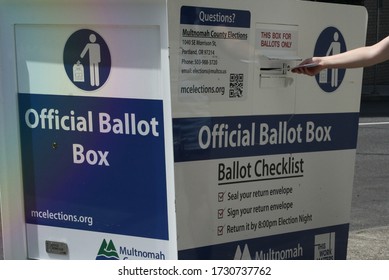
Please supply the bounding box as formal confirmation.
[80,33,101,87]
[299,26,346,93]
[325,32,341,88]
[64,29,111,91]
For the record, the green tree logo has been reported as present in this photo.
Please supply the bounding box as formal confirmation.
[96,239,119,260]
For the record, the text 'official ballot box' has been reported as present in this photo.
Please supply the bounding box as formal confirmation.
[0,0,367,260]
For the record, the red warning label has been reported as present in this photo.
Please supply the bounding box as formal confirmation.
[257,28,298,51]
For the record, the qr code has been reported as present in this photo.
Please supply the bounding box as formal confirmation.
[229,73,244,98]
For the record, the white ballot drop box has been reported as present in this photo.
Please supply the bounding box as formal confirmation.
[0,0,367,259]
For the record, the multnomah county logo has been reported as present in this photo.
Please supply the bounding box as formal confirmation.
[64,29,111,91]
[234,243,304,260]
[96,239,119,260]
[234,244,252,260]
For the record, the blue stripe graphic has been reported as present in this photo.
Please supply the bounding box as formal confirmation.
[173,113,359,162]
[178,224,349,260]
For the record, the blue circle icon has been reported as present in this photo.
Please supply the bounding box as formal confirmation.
[64,29,111,91]
[314,27,347,93]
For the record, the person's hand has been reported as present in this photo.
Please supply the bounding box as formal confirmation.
[291,57,323,76]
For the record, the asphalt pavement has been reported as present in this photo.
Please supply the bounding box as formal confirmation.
[347,97,389,260]
[1,98,389,260]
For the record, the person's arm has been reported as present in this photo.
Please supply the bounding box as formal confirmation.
[292,36,389,76]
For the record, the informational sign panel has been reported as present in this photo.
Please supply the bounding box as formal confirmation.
[13,12,176,259]
[169,0,367,260]
[179,6,251,101]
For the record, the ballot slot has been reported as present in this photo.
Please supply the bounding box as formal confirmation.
[258,54,301,88]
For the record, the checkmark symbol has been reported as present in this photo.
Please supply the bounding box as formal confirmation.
[217,225,225,236]
[218,191,226,202]
[218,208,225,219]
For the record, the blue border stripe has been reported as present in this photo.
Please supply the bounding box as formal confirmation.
[178,224,349,260]
[173,113,359,162]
